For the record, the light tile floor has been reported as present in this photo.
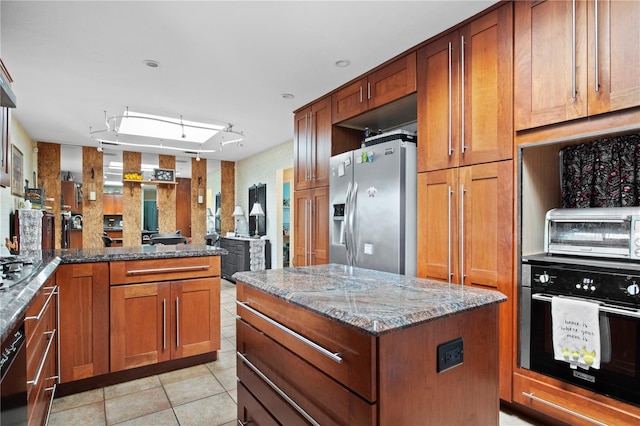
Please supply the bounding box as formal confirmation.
[49,279,543,426]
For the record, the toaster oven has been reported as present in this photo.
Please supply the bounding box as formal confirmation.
[544,207,640,260]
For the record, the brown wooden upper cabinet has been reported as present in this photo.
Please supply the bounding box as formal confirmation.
[103,193,123,215]
[61,180,82,214]
[417,3,513,173]
[514,0,640,131]
[294,97,331,191]
[331,52,417,124]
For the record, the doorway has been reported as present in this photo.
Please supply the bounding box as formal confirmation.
[277,168,293,268]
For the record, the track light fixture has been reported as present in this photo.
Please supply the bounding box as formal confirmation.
[89,107,245,160]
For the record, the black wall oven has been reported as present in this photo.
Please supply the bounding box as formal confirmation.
[520,255,640,407]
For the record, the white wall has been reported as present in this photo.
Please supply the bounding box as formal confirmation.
[1,114,37,242]
[235,140,294,267]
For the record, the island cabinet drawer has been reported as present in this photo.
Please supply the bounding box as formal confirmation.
[110,256,220,285]
[238,319,376,425]
[237,282,377,402]
[237,375,307,426]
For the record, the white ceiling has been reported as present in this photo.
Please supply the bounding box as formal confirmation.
[1,0,497,176]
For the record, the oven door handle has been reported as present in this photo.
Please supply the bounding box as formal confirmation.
[532,293,640,319]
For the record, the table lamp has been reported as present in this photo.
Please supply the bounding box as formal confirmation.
[232,205,244,235]
[249,202,265,237]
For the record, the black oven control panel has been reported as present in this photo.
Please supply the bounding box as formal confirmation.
[530,264,640,306]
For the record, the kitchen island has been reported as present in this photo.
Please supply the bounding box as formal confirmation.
[234,264,507,425]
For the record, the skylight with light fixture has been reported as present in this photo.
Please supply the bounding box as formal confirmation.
[89,107,245,158]
[116,111,224,144]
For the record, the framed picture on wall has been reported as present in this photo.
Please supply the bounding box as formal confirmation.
[11,144,23,197]
[153,168,175,182]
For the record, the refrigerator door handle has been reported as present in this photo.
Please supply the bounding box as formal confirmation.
[344,182,352,265]
[349,182,358,266]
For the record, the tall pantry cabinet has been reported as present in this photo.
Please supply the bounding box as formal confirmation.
[293,97,332,267]
[416,2,514,401]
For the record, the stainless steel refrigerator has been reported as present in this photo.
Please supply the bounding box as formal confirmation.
[329,135,417,275]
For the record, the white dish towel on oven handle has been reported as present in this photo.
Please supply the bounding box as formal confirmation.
[552,296,602,370]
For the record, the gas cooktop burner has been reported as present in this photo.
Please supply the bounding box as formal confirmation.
[0,255,42,290]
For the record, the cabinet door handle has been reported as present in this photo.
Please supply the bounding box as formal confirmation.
[359,85,363,103]
[572,0,577,99]
[594,0,600,92]
[448,185,453,283]
[460,184,467,285]
[57,284,61,384]
[175,297,180,347]
[27,329,56,386]
[126,265,209,275]
[367,81,371,100]
[25,286,57,321]
[237,301,343,363]
[309,199,314,262]
[460,35,466,154]
[521,392,606,426]
[448,41,453,156]
[308,112,313,182]
[310,112,316,181]
[163,298,167,350]
[238,352,321,426]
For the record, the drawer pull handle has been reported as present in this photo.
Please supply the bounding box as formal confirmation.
[521,392,606,426]
[25,286,58,321]
[44,383,57,425]
[237,301,342,363]
[27,329,56,386]
[238,352,320,426]
[126,265,209,275]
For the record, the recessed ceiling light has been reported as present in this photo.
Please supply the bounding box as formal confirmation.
[143,59,160,68]
[335,59,350,68]
[281,93,294,99]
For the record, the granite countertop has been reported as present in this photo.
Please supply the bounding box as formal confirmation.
[233,264,507,336]
[221,235,269,241]
[0,244,227,342]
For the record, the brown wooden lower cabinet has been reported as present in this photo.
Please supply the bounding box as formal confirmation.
[110,277,220,372]
[56,262,109,383]
[512,372,640,426]
[292,187,329,267]
[237,281,500,425]
[417,160,514,401]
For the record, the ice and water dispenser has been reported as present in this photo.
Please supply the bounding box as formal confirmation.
[332,203,346,245]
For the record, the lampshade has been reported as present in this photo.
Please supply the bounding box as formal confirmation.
[232,206,244,217]
[249,202,265,217]
[215,208,221,217]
